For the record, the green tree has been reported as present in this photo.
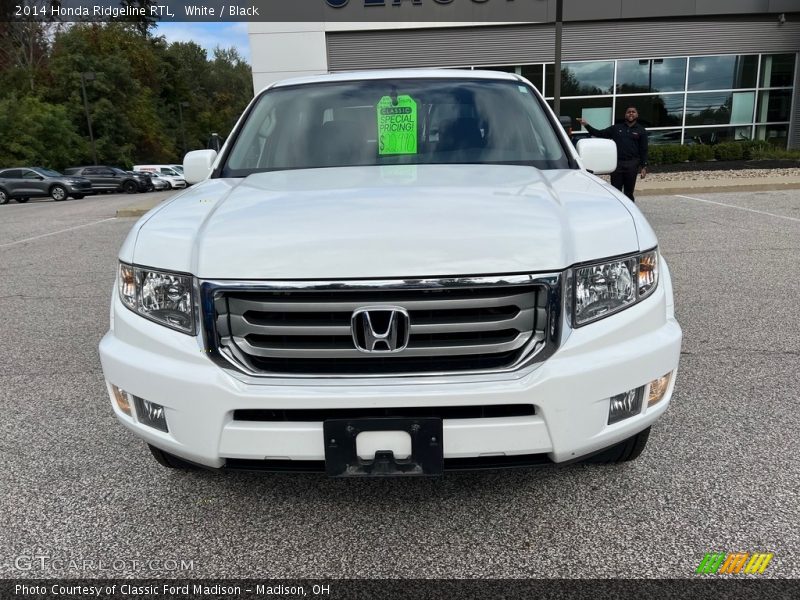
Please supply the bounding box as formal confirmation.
[47,23,174,166]
[0,94,86,169]
[0,20,254,167]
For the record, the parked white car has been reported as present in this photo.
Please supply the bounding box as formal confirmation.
[132,165,186,189]
[100,70,681,475]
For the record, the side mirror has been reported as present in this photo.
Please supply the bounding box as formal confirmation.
[558,115,573,132]
[184,150,217,184]
[576,138,617,175]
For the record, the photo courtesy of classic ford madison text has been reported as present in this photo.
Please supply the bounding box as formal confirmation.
[98,70,682,476]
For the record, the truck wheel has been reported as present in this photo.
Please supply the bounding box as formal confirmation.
[123,180,138,194]
[148,444,197,470]
[0,189,9,204]
[16,197,30,203]
[585,427,651,464]
[50,185,67,201]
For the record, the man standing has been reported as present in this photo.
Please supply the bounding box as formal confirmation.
[578,107,648,202]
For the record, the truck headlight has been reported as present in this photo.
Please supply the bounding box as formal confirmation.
[118,262,195,334]
[572,249,659,327]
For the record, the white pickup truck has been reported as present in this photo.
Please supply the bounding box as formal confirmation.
[99,70,681,476]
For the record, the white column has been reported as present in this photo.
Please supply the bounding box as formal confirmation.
[247,22,328,92]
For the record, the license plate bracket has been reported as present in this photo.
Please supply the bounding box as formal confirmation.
[323,417,443,477]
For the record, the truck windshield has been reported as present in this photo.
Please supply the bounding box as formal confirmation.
[222,78,571,176]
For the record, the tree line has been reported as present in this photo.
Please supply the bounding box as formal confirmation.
[0,15,254,170]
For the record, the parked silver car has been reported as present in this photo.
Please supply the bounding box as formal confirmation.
[0,167,93,204]
[146,172,172,191]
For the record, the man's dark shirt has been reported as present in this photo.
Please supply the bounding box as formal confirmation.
[585,122,649,167]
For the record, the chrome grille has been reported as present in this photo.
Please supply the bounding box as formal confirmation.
[204,277,553,376]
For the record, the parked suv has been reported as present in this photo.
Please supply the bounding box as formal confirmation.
[100,71,682,475]
[64,166,151,194]
[0,167,92,203]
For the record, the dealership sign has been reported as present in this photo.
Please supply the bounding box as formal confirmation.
[321,0,543,20]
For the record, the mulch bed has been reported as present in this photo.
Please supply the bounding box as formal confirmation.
[650,159,800,173]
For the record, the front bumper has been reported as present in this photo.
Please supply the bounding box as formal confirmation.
[99,267,682,469]
[66,183,92,194]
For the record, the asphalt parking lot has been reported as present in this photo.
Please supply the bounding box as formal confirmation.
[1,189,798,579]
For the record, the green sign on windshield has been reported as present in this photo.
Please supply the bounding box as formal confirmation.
[377,95,418,155]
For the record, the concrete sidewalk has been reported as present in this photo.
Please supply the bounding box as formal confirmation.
[115,173,800,218]
[636,174,800,196]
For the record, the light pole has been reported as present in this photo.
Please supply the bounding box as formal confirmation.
[80,71,97,165]
[639,58,664,92]
[177,101,189,158]
[553,0,564,116]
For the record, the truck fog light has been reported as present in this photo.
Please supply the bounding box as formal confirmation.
[608,387,644,425]
[648,372,672,407]
[133,396,169,432]
[110,385,132,417]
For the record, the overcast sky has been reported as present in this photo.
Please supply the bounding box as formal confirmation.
[155,22,251,63]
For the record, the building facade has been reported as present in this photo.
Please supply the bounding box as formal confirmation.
[248,2,800,148]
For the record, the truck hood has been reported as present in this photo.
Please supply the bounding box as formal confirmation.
[131,165,641,279]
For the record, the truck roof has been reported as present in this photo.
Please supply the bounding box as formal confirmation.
[264,68,520,93]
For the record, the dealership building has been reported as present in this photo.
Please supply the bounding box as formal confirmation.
[248,1,799,148]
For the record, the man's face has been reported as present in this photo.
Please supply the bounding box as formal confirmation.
[625,108,639,123]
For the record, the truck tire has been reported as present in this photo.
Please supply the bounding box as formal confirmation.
[0,189,9,204]
[585,427,651,464]
[123,180,138,194]
[148,444,197,470]
[50,185,67,201]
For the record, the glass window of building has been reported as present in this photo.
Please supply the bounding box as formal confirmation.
[647,129,684,146]
[756,124,789,146]
[757,89,792,122]
[561,98,614,129]
[520,65,543,92]
[685,126,752,145]
[483,65,518,73]
[472,52,794,149]
[616,57,687,93]
[685,91,755,126]
[760,54,796,88]
[545,61,614,96]
[616,94,684,128]
[687,55,758,90]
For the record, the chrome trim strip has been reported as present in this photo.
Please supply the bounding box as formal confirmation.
[199,273,564,380]
[202,273,547,290]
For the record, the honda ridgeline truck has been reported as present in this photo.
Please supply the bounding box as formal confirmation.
[99,70,681,476]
